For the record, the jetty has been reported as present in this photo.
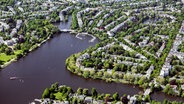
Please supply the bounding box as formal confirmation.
[76,33,96,42]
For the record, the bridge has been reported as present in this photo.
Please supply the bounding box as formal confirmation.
[144,89,151,96]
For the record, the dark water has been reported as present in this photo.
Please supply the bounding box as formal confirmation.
[0,16,183,104]
[152,92,184,102]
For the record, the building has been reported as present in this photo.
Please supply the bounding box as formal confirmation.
[107,31,114,37]
[160,64,171,77]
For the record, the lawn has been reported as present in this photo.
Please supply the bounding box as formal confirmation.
[0,50,23,63]
[14,50,23,55]
[0,53,16,63]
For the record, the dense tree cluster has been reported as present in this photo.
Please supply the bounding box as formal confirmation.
[42,83,184,104]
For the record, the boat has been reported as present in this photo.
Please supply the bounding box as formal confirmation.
[10,77,18,80]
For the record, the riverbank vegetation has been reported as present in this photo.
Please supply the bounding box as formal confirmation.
[37,83,184,104]
[0,18,59,68]
[0,0,67,68]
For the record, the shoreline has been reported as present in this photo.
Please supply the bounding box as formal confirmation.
[0,17,95,70]
[0,31,60,70]
[33,84,184,104]
[65,52,184,102]
[65,53,143,93]
[75,32,96,42]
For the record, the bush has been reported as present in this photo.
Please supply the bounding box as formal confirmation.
[77,88,82,95]
[42,88,50,98]
[91,88,98,98]
[83,71,90,78]
[113,92,119,101]
[83,88,89,95]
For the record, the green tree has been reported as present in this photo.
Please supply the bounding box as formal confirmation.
[83,88,89,95]
[83,71,90,78]
[163,85,174,95]
[71,11,78,29]
[72,97,78,104]
[66,87,73,94]
[144,95,150,102]
[91,88,97,98]
[113,92,119,101]
[42,88,50,98]
[77,88,82,95]
[50,93,55,99]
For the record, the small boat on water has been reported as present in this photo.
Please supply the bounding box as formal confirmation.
[10,77,18,80]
